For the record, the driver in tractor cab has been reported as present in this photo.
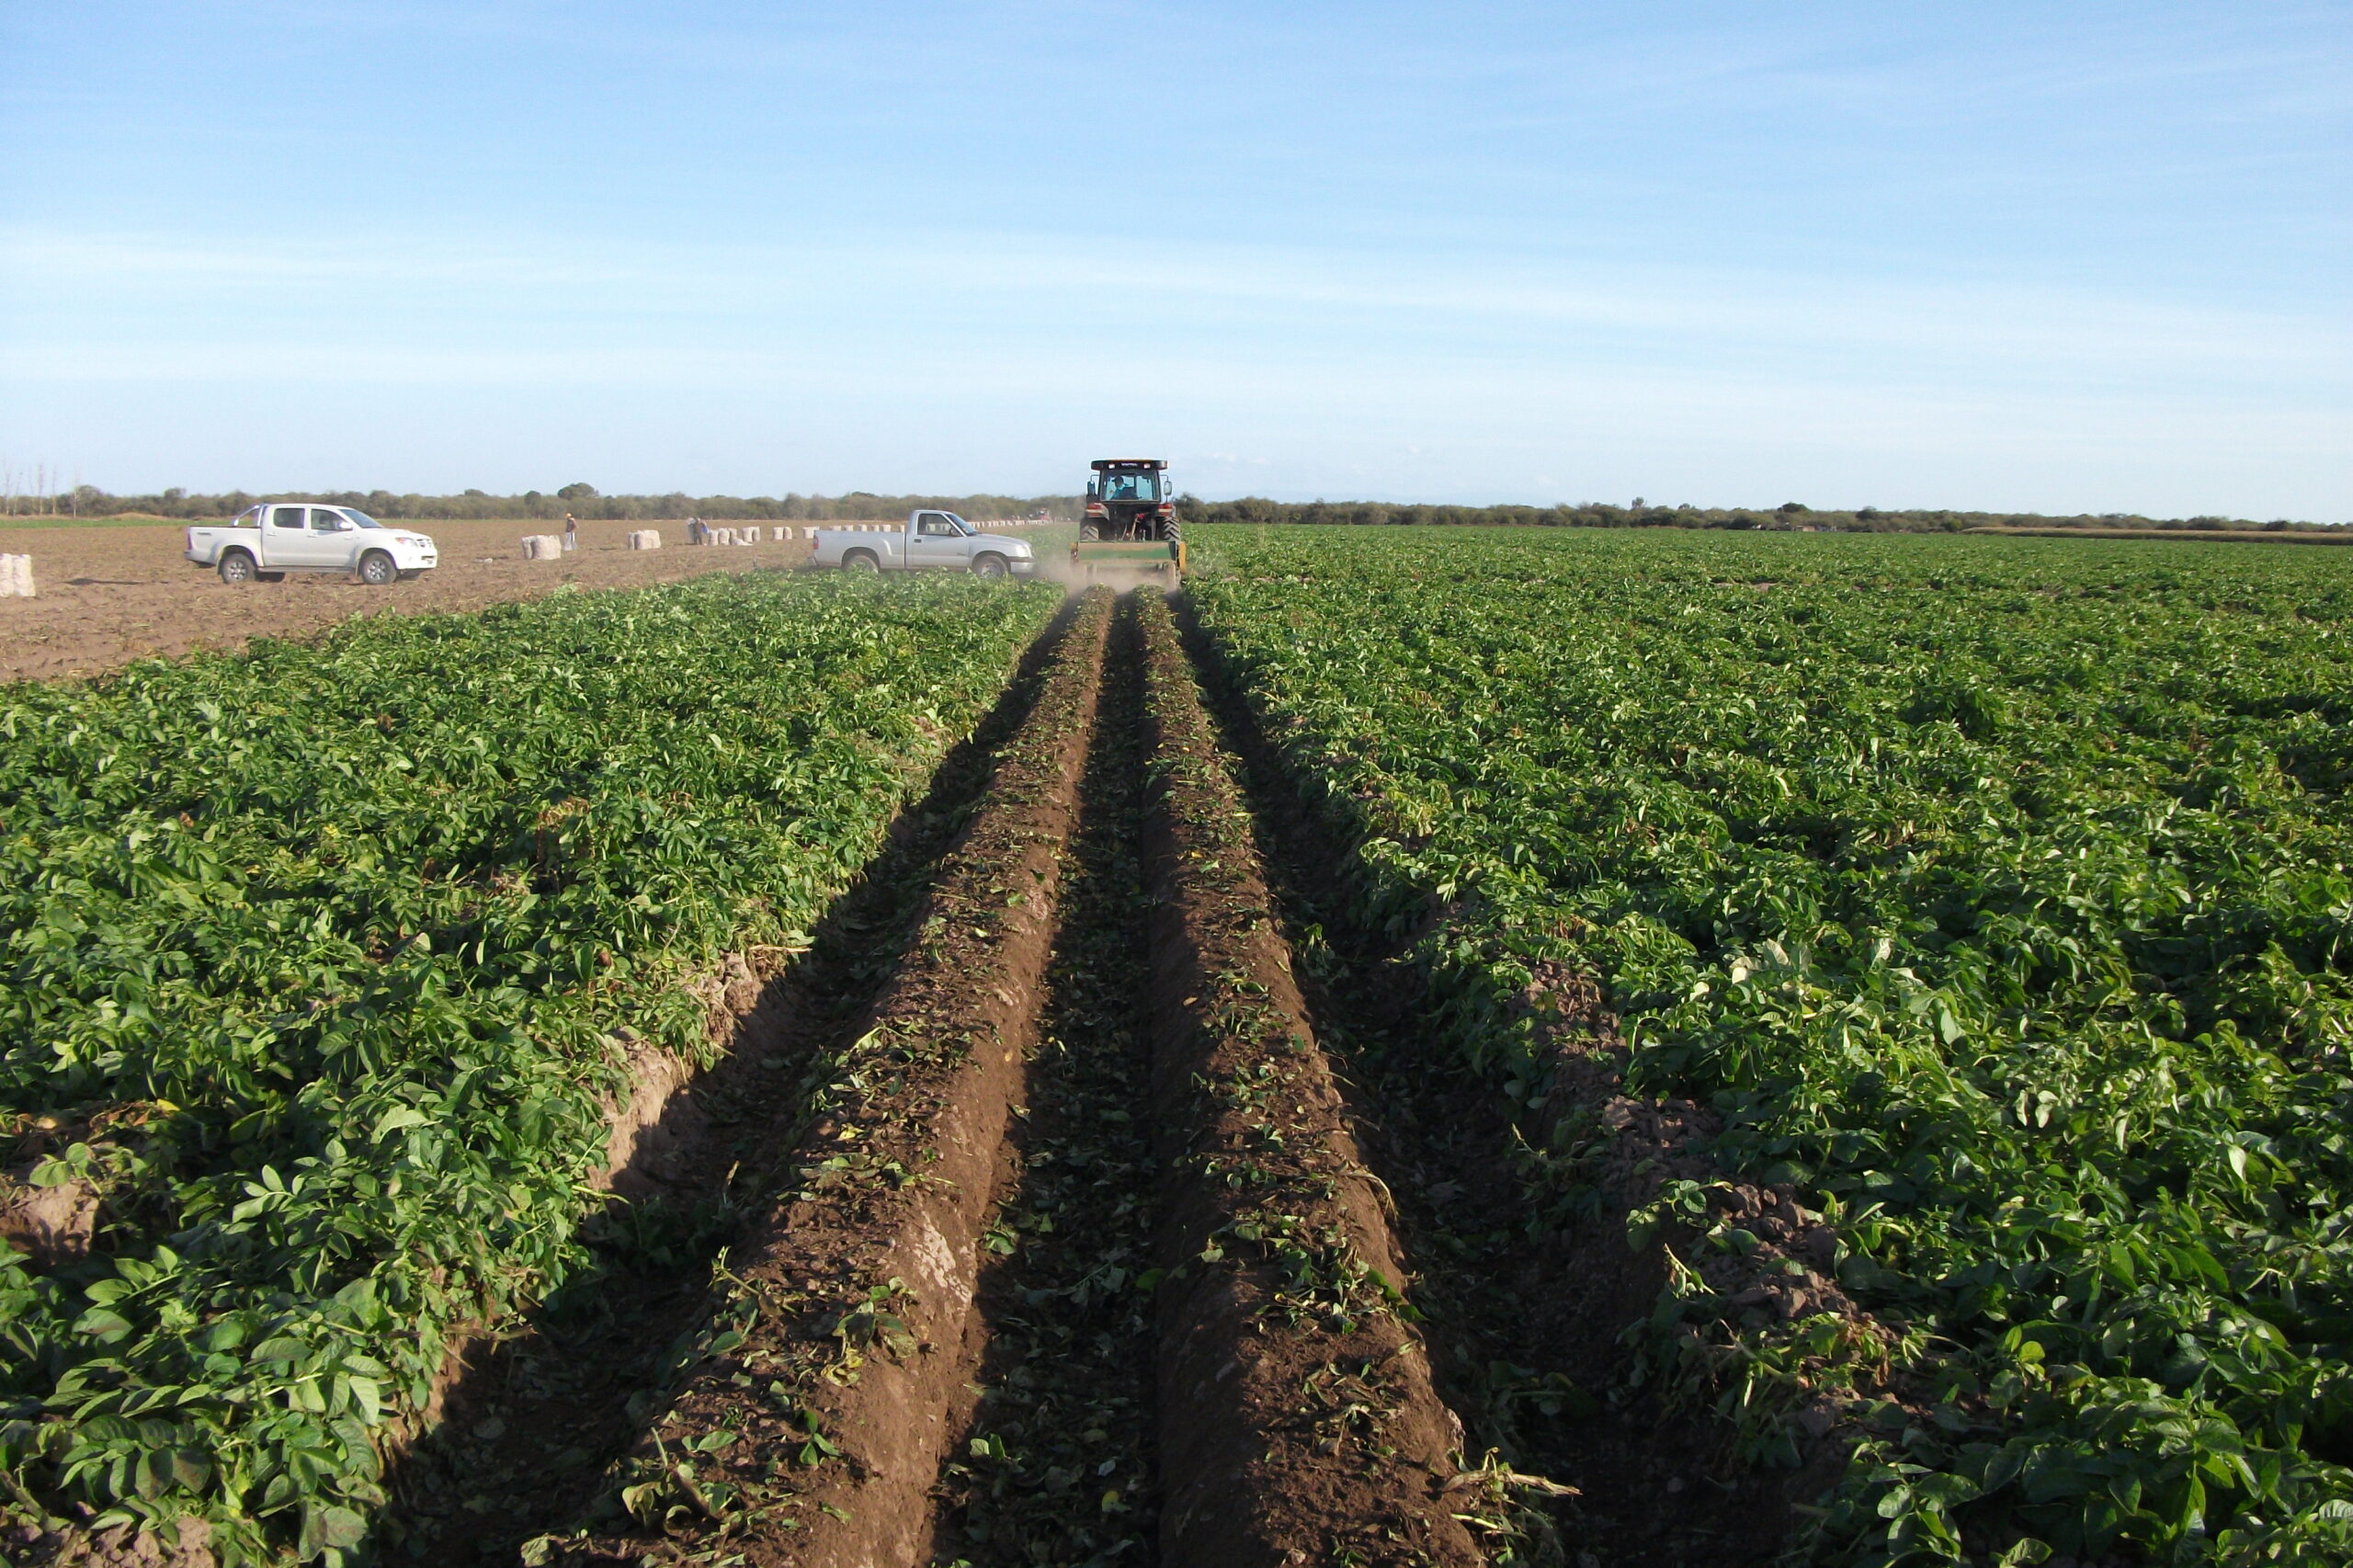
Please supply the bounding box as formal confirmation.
[1082,460,1179,544]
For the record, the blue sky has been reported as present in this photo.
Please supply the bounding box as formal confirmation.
[2,2,2347,516]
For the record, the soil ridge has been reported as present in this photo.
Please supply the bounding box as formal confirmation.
[925,595,1164,1564]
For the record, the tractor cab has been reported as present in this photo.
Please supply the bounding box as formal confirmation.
[1074,458,1185,582]
[1083,460,1178,542]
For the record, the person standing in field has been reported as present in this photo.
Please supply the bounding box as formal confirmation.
[563,513,580,551]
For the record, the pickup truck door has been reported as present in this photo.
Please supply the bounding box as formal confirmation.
[904,512,969,569]
[307,507,364,564]
[263,504,339,566]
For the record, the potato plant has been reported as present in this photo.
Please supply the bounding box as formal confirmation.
[1188,526,2353,1566]
[0,572,1058,1562]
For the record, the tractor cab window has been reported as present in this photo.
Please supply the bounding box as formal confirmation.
[1098,472,1159,503]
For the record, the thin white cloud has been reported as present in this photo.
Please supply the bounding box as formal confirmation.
[6,224,2342,393]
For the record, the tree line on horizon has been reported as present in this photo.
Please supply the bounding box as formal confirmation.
[15,483,1078,523]
[7,483,2335,534]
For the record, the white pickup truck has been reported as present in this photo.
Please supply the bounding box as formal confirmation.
[810,511,1038,579]
[186,504,439,585]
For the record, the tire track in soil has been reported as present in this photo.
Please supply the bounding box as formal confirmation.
[375,595,1098,1565]
[1170,596,1811,1567]
[926,596,1162,1566]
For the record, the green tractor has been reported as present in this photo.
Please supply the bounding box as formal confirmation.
[1073,458,1184,582]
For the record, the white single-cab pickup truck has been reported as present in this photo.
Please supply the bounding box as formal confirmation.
[809,511,1038,578]
[186,504,439,585]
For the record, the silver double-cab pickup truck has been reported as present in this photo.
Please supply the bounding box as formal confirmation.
[810,511,1038,578]
[185,504,439,585]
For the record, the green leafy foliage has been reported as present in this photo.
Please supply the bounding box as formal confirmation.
[1188,526,2353,1565]
[0,571,1057,1557]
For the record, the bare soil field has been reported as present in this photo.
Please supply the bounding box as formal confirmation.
[0,518,828,683]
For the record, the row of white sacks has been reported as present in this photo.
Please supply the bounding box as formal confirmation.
[524,527,796,555]
[521,520,1053,557]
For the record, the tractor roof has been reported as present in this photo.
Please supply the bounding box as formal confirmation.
[1089,458,1166,471]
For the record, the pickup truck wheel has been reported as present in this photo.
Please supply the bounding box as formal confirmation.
[218,550,257,585]
[358,550,397,586]
[843,550,881,574]
[972,552,1009,579]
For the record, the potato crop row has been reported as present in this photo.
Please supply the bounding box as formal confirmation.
[0,572,1060,1562]
[1186,526,2353,1566]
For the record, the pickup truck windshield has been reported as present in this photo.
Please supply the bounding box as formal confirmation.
[340,510,384,528]
[1097,472,1160,503]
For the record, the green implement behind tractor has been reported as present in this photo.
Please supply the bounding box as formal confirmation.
[1074,458,1185,582]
